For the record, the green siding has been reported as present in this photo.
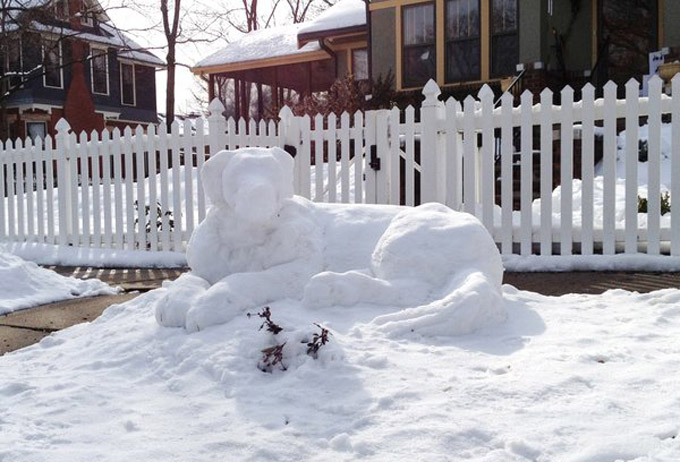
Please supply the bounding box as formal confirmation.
[337,49,349,77]
[519,0,543,64]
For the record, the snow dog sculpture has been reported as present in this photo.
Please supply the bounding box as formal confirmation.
[155,147,506,336]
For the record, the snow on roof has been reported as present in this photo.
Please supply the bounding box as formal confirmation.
[194,25,323,70]
[297,0,366,38]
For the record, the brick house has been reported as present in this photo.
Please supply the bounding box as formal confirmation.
[0,0,164,142]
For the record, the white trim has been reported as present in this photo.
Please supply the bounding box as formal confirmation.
[119,61,136,107]
[42,39,64,89]
[90,46,110,95]
[96,110,122,120]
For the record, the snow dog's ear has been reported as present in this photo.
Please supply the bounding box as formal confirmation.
[269,146,295,198]
[202,150,236,203]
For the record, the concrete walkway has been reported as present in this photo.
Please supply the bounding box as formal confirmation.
[3,267,680,356]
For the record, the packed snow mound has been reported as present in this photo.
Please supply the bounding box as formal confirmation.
[0,252,117,315]
[155,147,505,336]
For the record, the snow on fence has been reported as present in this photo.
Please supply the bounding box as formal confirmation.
[1,75,679,257]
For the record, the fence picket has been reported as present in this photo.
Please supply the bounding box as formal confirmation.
[500,92,513,255]
[520,90,533,256]
[170,121,183,252]
[463,95,476,214]
[78,132,91,246]
[389,107,400,205]
[300,115,312,199]
[328,113,337,203]
[672,75,680,256]
[183,120,195,240]
[405,106,416,207]
[560,86,574,256]
[624,79,640,254]
[0,142,6,240]
[340,112,350,203]
[123,128,136,250]
[602,81,618,255]
[111,128,125,249]
[25,137,35,240]
[7,140,17,241]
[35,137,45,242]
[480,85,495,232]
[314,114,324,202]
[539,89,553,256]
[148,125,159,251]
[68,133,79,244]
[45,136,55,244]
[91,130,102,248]
[158,124,171,251]
[581,84,595,255]
[101,130,112,248]
[16,138,25,241]
[135,126,147,251]
[647,76,663,255]
[353,111,364,204]
[444,99,459,210]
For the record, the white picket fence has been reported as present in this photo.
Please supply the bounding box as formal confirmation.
[1,75,679,257]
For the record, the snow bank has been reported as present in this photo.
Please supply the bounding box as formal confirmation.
[156,147,505,337]
[0,252,117,315]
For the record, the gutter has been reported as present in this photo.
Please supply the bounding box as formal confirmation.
[318,39,338,79]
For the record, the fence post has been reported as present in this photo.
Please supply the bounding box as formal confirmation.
[208,98,226,157]
[421,79,444,203]
[55,118,72,245]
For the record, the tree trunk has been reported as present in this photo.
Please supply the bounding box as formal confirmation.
[166,40,176,130]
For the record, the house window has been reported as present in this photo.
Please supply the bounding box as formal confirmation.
[491,0,518,77]
[120,62,136,106]
[26,122,47,142]
[43,40,63,88]
[91,47,109,95]
[402,3,436,88]
[2,39,23,89]
[445,0,481,82]
[352,48,368,80]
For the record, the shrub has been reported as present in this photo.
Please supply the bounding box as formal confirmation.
[638,192,671,215]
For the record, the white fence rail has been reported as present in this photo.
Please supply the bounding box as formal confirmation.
[1,76,679,257]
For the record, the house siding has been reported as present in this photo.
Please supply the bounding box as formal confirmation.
[518,0,543,64]
[664,0,680,47]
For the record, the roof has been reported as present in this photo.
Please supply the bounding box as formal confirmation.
[297,0,367,43]
[5,0,163,67]
[193,25,328,73]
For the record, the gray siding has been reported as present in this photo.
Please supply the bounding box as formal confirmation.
[664,0,680,47]
[370,8,396,85]
[519,0,543,64]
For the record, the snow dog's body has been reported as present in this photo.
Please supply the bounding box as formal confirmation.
[155,147,506,336]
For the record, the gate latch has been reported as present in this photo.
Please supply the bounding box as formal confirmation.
[369,145,381,171]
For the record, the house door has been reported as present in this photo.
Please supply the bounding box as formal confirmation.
[597,0,659,88]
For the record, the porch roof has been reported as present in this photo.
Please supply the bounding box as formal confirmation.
[192,25,329,75]
[297,0,367,45]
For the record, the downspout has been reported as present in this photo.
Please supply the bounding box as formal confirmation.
[364,0,372,85]
[318,39,337,80]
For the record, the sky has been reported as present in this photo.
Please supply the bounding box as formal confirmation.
[104,0,327,116]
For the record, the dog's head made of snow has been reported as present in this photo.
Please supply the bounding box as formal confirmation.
[202,147,295,225]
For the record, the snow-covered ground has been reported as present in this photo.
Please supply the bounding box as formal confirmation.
[0,252,116,315]
[1,286,679,461]
[1,146,679,460]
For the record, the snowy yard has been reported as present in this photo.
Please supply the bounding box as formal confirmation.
[1,285,679,460]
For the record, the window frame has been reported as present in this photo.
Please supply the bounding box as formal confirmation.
[42,39,64,89]
[119,61,136,106]
[444,0,482,83]
[2,37,24,90]
[90,46,110,95]
[490,0,519,78]
[401,2,437,89]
